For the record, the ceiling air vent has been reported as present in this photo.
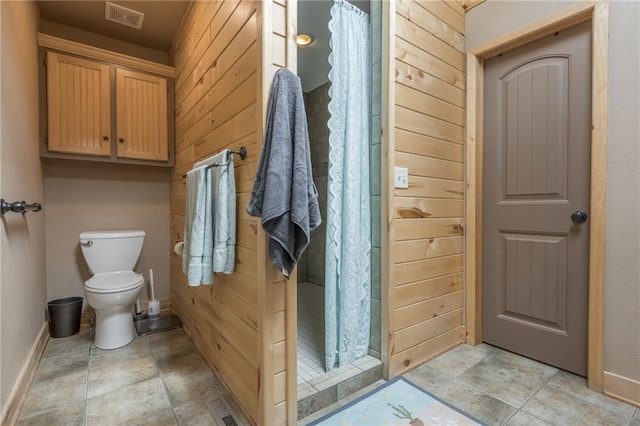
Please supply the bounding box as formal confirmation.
[105,2,144,30]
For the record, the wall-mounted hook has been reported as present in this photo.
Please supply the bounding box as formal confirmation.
[0,199,42,216]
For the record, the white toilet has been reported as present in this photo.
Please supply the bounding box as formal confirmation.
[80,230,146,350]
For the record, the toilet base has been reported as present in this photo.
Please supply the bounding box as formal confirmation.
[94,308,135,349]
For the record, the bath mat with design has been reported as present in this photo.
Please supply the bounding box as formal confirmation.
[308,377,485,426]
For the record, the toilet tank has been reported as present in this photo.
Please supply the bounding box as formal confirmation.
[79,230,145,274]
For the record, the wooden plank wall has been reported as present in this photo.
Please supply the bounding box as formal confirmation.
[387,0,467,377]
[169,0,261,422]
[169,1,296,424]
[261,1,297,424]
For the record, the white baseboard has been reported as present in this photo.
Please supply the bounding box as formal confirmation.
[603,371,640,408]
[0,322,49,425]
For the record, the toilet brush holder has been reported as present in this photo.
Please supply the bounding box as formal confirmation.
[147,300,161,318]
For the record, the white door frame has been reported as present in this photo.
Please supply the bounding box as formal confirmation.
[464,0,609,391]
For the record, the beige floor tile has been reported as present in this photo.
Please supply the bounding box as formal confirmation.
[148,328,193,357]
[161,366,226,407]
[449,343,498,361]
[434,379,518,426]
[630,409,640,426]
[87,352,158,399]
[88,336,150,369]
[404,362,456,392]
[351,355,382,371]
[505,410,552,425]
[173,398,217,426]
[485,350,558,382]
[154,342,207,375]
[20,369,87,418]
[523,386,630,426]
[86,377,175,425]
[457,360,551,407]
[405,346,484,391]
[16,400,85,426]
[546,370,635,419]
[44,332,92,359]
[33,349,89,383]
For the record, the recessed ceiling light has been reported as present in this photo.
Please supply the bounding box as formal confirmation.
[296,33,315,47]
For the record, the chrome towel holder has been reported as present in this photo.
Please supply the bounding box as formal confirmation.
[0,199,42,216]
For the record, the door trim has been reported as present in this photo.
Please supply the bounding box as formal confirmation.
[464,0,609,391]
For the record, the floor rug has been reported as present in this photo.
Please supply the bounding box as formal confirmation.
[308,377,485,426]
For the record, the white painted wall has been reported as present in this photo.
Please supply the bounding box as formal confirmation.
[0,0,46,415]
[466,0,640,383]
[43,161,171,309]
[601,0,640,383]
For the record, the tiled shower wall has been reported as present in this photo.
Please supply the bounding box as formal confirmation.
[369,0,382,358]
[300,83,330,286]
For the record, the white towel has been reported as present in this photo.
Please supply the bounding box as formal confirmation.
[183,165,213,286]
[183,150,236,285]
[207,152,236,274]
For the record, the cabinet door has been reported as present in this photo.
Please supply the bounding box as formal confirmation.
[115,68,168,161]
[47,52,111,156]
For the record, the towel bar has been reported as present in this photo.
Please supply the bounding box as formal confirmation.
[0,199,42,215]
[182,146,247,178]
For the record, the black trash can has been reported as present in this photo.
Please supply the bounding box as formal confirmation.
[47,297,83,338]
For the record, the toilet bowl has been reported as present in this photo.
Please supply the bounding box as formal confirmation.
[80,230,145,350]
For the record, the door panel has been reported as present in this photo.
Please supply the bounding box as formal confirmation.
[483,22,591,375]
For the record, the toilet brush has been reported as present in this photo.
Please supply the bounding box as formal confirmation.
[147,269,161,318]
[133,298,146,321]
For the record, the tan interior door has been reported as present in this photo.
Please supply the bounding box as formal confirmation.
[482,22,591,376]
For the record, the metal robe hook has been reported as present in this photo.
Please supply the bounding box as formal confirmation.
[0,199,43,216]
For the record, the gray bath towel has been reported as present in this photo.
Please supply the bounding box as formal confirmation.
[247,68,321,278]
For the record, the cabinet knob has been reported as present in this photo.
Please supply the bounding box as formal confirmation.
[118,138,125,143]
[103,135,109,141]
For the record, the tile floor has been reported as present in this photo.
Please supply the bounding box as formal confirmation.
[297,281,326,383]
[16,328,248,426]
[17,328,639,425]
[297,281,384,417]
[300,343,640,426]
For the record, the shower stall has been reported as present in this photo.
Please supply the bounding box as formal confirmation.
[296,0,383,412]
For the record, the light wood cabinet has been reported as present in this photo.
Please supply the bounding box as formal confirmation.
[46,52,111,156]
[115,68,168,161]
[39,35,175,166]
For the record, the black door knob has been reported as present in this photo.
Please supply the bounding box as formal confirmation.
[571,210,588,224]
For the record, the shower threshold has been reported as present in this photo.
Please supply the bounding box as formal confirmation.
[297,355,382,420]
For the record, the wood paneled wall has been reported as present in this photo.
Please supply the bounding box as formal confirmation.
[170,1,296,424]
[170,0,260,420]
[258,1,297,424]
[385,0,467,377]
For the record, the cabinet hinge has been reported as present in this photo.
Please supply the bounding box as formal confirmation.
[43,56,47,66]
[44,137,48,146]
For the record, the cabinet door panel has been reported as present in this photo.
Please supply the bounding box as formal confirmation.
[47,52,111,156]
[116,68,168,161]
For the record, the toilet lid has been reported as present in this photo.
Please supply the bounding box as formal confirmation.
[85,271,144,293]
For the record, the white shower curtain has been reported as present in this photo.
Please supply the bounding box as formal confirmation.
[325,0,371,371]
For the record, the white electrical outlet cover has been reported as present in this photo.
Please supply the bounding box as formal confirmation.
[394,167,409,189]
